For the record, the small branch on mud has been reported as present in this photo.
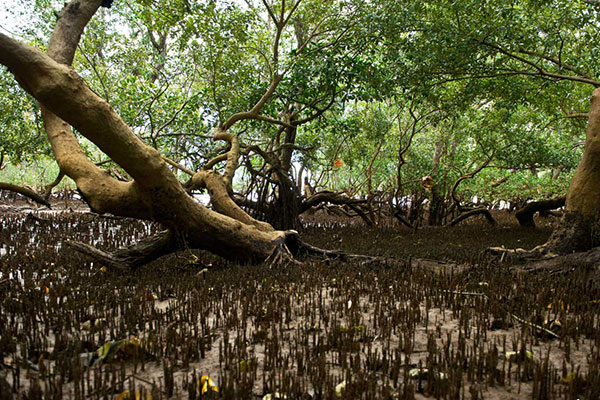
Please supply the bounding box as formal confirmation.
[510,313,559,339]
[443,290,487,297]
[84,212,125,220]
[295,238,398,266]
[486,245,548,262]
[519,246,600,277]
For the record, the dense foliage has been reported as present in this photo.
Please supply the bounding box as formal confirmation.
[1,0,597,210]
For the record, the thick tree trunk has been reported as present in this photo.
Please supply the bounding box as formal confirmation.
[427,186,444,226]
[271,171,301,230]
[543,212,593,255]
[545,88,600,254]
[0,1,291,264]
[566,89,600,221]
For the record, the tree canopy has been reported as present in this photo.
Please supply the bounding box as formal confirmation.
[1,0,600,260]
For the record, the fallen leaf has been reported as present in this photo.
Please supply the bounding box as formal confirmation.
[198,375,218,395]
[335,381,347,398]
[115,390,152,400]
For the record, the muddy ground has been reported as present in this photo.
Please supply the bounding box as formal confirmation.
[0,203,599,399]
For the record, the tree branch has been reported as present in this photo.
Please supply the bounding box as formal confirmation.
[0,182,51,207]
[480,40,600,87]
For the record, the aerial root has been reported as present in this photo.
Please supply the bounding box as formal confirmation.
[266,242,302,266]
[66,230,178,271]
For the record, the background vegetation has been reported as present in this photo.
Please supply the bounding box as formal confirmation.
[0,0,595,216]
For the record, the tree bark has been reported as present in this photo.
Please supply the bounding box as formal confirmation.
[299,191,367,214]
[566,88,600,220]
[543,88,600,254]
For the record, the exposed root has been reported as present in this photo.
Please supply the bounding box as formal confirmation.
[486,243,553,262]
[25,212,52,224]
[483,212,600,292]
[294,238,400,267]
[487,212,594,264]
[518,246,600,277]
[266,242,302,266]
[543,212,593,255]
[449,208,496,227]
[299,191,367,213]
[515,196,565,227]
[67,230,178,271]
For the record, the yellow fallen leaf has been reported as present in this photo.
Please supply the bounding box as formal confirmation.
[96,341,113,360]
[198,375,218,395]
[505,350,533,363]
[335,381,347,398]
[239,360,250,373]
[547,300,570,311]
[263,392,287,399]
[562,371,577,384]
[115,390,152,400]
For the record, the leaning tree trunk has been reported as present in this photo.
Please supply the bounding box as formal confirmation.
[545,88,600,254]
[0,0,294,265]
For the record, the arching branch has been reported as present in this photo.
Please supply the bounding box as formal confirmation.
[515,197,565,228]
[480,40,600,87]
[43,169,65,201]
[0,182,51,208]
[450,155,493,210]
[448,151,496,226]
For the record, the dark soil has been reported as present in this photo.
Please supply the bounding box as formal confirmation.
[1,206,599,399]
[301,211,554,263]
